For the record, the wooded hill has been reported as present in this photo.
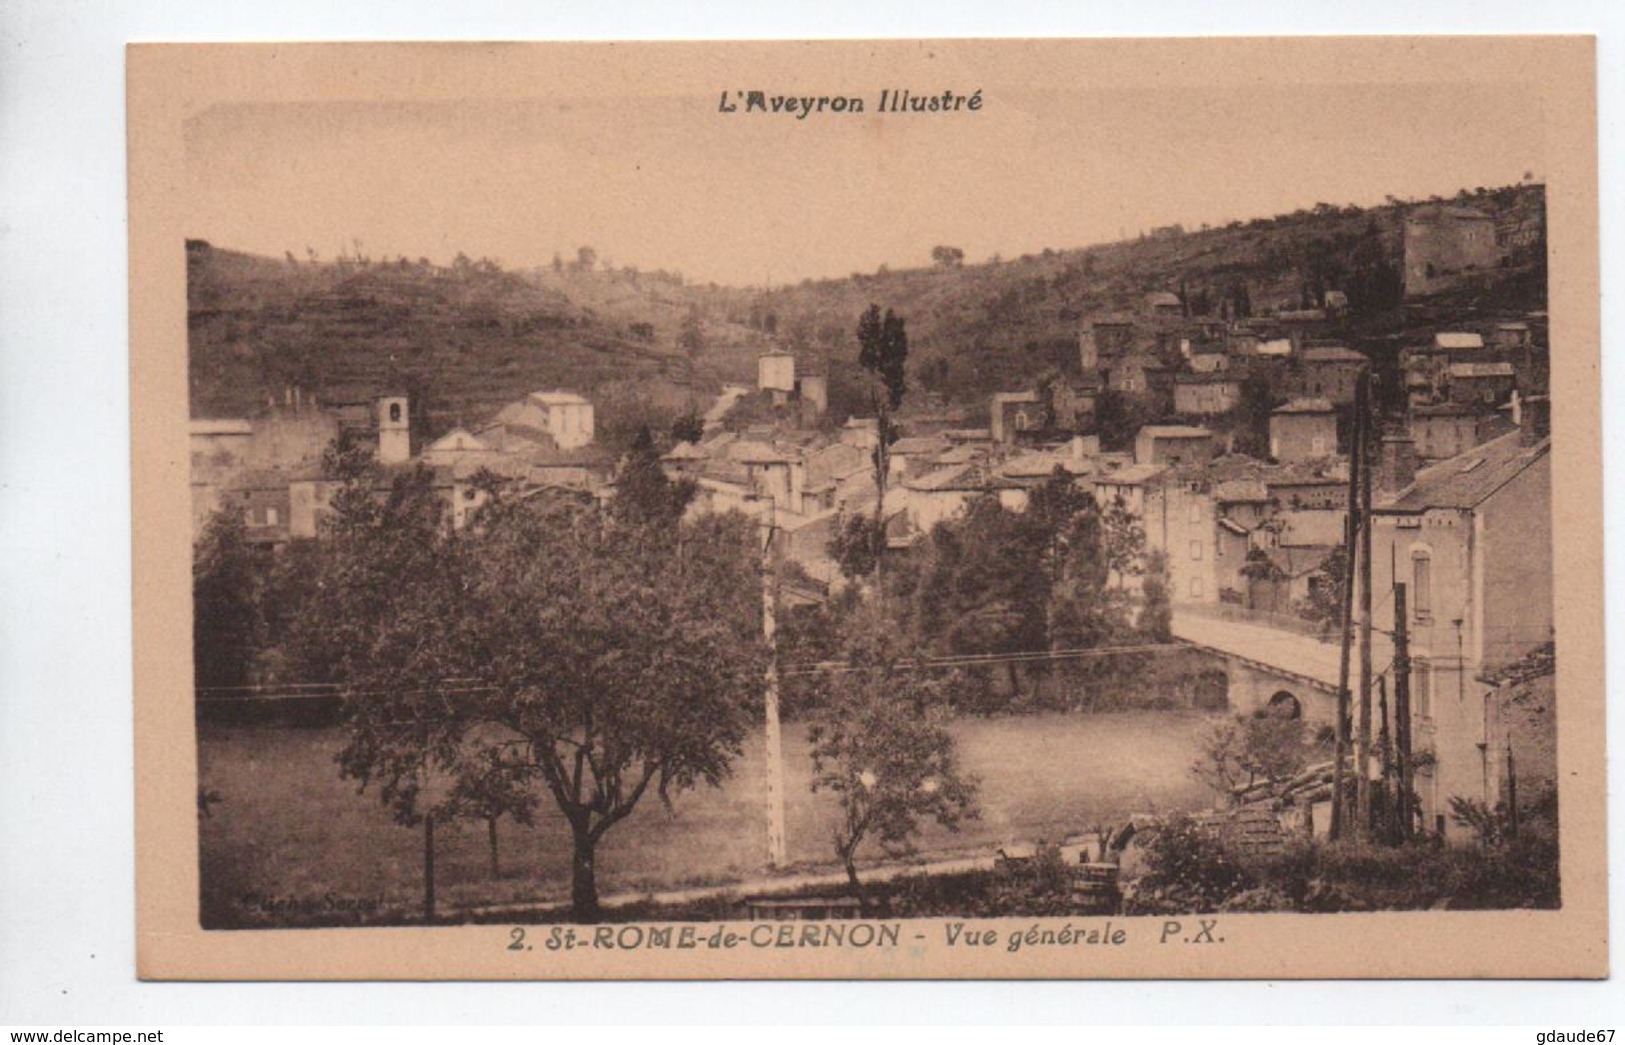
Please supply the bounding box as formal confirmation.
[187,182,1545,443]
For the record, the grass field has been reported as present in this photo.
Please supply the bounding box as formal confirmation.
[197,710,1217,925]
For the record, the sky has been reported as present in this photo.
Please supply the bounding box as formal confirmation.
[184,80,1544,287]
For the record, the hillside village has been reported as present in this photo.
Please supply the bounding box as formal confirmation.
[194,189,1549,618]
[191,183,1556,919]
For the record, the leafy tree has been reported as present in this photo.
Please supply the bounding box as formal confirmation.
[1299,546,1348,638]
[193,507,262,691]
[1102,495,1147,590]
[931,245,965,269]
[611,426,697,528]
[574,245,597,272]
[914,495,1049,702]
[679,305,706,358]
[321,435,377,481]
[1240,548,1290,611]
[1230,373,1278,459]
[1138,549,1172,641]
[806,604,978,893]
[828,511,885,581]
[669,410,705,446]
[312,471,765,921]
[1192,712,1309,801]
[440,748,538,878]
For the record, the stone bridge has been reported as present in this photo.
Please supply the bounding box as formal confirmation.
[1170,609,1342,725]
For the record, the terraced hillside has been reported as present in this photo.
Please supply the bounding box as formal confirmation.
[186,244,749,446]
[187,182,1544,439]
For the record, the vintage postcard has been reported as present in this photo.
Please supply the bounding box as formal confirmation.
[129,37,1605,979]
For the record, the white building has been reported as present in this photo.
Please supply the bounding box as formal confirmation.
[758,351,796,399]
[526,391,595,450]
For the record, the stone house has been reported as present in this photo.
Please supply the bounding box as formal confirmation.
[1269,398,1338,462]
[1173,373,1242,417]
[1292,345,1367,406]
[1403,205,1501,298]
[1369,409,1552,841]
[1134,425,1217,467]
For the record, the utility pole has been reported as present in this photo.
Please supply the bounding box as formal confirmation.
[1376,674,1391,840]
[1331,382,1362,841]
[1393,583,1413,842]
[759,501,788,869]
[424,811,436,924]
[420,711,437,924]
[1355,370,1375,840]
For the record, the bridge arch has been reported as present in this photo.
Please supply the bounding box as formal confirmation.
[1267,690,1303,719]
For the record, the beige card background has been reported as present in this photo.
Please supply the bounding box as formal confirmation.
[129,36,1604,980]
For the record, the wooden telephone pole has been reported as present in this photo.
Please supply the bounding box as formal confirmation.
[1355,370,1375,840]
[760,502,788,869]
[1330,379,1363,841]
[1393,582,1414,842]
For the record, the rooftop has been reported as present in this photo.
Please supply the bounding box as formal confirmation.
[889,436,951,456]
[1300,346,1368,364]
[1139,425,1214,440]
[662,440,707,462]
[1447,362,1515,378]
[1378,429,1549,512]
[1273,397,1335,415]
[1096,462,1167,487]
[729,440,791,464]
[906,462,989,492]
[998,451,1091,480]
[528,391,590,406]
[1211,479,1270,503]
[1435,332,1486,351]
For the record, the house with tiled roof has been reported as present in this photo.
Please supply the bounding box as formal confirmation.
[1269,398,1337,462]
[1134,424,1217,467]
[1369,405,1552,842]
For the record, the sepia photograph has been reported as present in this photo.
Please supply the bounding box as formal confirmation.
[127,37,1605,979]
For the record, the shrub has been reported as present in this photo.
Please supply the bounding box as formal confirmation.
[1126,816,1252,913]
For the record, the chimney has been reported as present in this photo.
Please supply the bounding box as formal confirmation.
[1520,394,1550,447]
[1377,431,1420,496]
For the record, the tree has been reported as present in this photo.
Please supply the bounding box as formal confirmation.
[1240,548,1289,612]
[1102,495,1147,590]
[321,435,376,481]
[611,426,697,528]
[1299,546,1348,638]
[193,507,262,691]
[1192,712,1309,801]
[315,472,764,921]
[806,604,977,894]
[931,245,965,269]
[440,747,539,878]
[1138,549,1172,641]
[679,305,706,358]
[1231,373,1277,459]
[856,305,909,579]
[669,409,705,445]
[574,246,598,272]
[828,511,886,581]
[913,495,1050,703]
